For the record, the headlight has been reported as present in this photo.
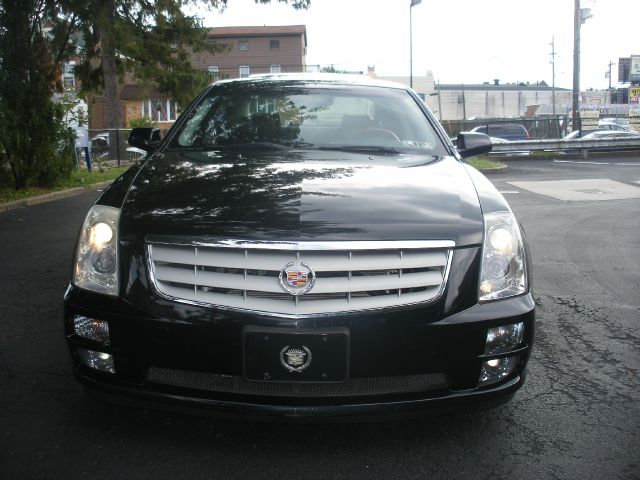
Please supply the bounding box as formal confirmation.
[479,211,526,301]
[74,205,120,296]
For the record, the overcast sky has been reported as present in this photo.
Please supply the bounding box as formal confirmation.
[198,0,638,90]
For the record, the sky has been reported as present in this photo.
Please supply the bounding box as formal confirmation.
[196,0,639,90]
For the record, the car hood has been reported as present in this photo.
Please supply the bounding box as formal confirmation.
[118,149,484,246]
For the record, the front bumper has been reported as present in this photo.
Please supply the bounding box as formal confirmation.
[64,282,535,420]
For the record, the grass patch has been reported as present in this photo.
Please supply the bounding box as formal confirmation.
[467,158,505,170]
[0,165,130,204]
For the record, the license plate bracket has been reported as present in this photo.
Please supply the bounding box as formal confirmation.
[243,326,349,382]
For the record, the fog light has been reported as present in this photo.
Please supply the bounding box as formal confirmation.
[77,347,115,373]
[479,355,519,386]
[73,316,110,346]
[485,322,524,355]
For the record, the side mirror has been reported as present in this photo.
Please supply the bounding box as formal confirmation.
[128,127,161,153]
[456,132,492,158]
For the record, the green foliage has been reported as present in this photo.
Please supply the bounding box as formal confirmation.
[467,158,505,170]
[320,65,344,73]
[0,0,76,190]
[320,65,350,74]
[128,116,157,129]
[63,0,310,123]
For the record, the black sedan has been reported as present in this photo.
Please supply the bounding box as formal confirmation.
[64,74,534,420]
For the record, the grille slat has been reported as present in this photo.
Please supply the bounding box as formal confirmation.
[156,265,281,293]
[152,244,448,272]
[148,240,453,316]
[155,265,444,295]
[146,367,450,397]
[156,284,442,314]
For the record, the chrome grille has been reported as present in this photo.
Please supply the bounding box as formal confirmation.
[146,367,450,397]
[147,239,454,316]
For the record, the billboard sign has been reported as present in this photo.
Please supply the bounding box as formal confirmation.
[630,86,640,104]
[631,55,640,82]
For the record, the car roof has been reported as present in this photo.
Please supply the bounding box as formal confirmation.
[212,73,409,90]
[588,130,635,136]
[598,121,622,127]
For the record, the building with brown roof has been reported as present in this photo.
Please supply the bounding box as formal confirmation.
[89,25,307,130]
[192,25,307,79]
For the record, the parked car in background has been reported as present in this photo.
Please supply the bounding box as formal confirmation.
[470,123,530,141]
[563,129,640,141]
[599,118,630,131]
[90,132,146,162]
[580,130,640,140]
[597,121,629,132]
[65,74,534,420]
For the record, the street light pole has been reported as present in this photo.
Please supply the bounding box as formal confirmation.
[409,0,422,89]
[572,0,581,135]
[550,36,556,118]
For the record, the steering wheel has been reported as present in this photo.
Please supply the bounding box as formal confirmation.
[350,128,402,143]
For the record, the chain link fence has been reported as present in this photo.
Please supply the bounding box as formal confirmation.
[76,128,169,170]
[440,116,568,140]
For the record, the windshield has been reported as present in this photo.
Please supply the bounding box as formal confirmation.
[167,82,446,155]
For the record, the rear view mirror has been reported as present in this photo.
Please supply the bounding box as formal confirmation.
[456,132,492,158]
[128,127,161,153]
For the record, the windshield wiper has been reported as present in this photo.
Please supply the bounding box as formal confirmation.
[316,145,401,155]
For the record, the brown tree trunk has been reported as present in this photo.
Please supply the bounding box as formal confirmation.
[97,2,120,129]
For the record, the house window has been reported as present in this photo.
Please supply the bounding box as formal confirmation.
[249,96,277,114]
[207,65,219,79]
[239,65,250,78]
[270,64,281,74]
[270,39,280,50]
[238,40,249,51]
[63,61,75,90]
[63,76,75,90]
[141,99,179,122]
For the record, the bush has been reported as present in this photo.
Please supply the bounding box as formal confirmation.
[0,2,76,189]
[128,116,157,129]
[0,87,76,189]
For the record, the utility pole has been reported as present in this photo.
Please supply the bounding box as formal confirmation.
[607,60,615,104]
[572,0,592,135]
[409,0,422,89]
[437,80,442,120]
[572,0,581,135]
[550,36,556,117]
[462,83,466,120]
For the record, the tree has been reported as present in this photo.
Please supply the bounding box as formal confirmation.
[0,0,75,189]
[62,0,310,129]
[320,65,350,74]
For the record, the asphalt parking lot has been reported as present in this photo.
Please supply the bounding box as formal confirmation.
[1,156,639,479]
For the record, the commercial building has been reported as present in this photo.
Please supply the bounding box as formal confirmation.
[372,69,572,121]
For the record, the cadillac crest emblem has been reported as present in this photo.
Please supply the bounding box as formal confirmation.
[278,261,316,295]
[280,345,312,373]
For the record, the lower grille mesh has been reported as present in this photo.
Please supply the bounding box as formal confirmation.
[146,367,450,397]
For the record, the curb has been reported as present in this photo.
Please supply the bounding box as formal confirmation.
[478,165,508,174]
[0,181,113,214]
